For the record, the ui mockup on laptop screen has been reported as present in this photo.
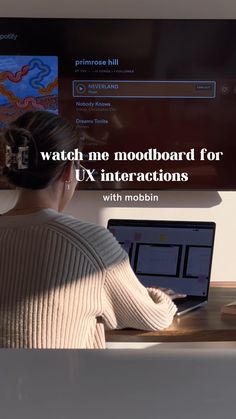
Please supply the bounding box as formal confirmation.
[107,220,216,297]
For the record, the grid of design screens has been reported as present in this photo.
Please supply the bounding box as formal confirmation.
[108,221,215,296]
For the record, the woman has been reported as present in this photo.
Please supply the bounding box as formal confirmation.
[0,111,178,349]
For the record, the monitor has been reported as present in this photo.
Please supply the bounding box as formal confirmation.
[0,18,235,190]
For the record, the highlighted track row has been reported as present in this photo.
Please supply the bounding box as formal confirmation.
[73,80,216,99]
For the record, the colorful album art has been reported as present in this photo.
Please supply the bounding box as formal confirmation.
[0,56,58,128]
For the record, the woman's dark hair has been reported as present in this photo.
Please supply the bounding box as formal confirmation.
[0,111,80,189]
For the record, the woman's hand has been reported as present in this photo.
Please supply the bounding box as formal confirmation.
[158,287,187,301]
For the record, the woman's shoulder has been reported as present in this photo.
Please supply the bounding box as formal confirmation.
[49,211,109,238]
[48,211,127,269]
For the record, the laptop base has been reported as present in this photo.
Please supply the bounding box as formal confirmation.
[176,299,207,316]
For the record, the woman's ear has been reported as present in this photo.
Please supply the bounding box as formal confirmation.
[61,161,74,182]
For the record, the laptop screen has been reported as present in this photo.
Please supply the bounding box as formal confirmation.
[107,220,216,297]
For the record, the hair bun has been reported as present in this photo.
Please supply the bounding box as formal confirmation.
[1,110,80,189]
[5,127,34,149]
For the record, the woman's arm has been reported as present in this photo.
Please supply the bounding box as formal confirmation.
[102,258,177,331]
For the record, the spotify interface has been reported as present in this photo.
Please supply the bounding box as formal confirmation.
[1,19,236,189]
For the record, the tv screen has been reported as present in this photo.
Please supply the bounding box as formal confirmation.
[0,18,235,190]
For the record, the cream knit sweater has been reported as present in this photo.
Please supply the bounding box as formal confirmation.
[0,209,177,348]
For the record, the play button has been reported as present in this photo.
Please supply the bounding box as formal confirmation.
[75,83,86,95]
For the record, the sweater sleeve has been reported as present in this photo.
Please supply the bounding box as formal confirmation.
[102,257,177,331]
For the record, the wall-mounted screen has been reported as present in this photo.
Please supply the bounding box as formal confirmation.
[0,18,236,189]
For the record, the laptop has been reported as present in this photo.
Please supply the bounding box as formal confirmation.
[107,219,216,315]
